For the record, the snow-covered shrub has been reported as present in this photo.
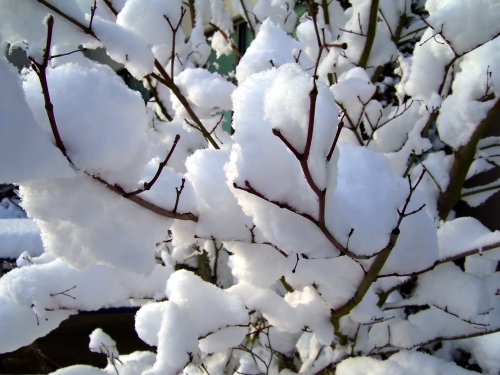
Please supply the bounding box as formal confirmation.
[1,0,500,373]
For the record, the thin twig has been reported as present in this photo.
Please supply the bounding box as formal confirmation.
[50,285,77,299]
[126,134,180,196]
[145,75,173,121]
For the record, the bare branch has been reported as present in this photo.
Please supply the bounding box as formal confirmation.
[126,134,181,196]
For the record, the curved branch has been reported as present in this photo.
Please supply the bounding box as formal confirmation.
[380,240,500,278]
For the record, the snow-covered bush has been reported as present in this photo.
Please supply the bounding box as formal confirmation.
[2,0,500,373]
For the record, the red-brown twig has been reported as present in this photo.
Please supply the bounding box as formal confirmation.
[126,134,181,196]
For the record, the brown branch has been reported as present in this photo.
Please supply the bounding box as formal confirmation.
[145,75,173,121]
[321,0,330,25]
[126,134,180,196]
[50,285,77,299]
[358,0,380,68]
[35,0,97,38]
[438,97,500,220]
[88,0,97,31]
[187,0,196,28]
[150,67,220,149]
[30,16,70,164]
[239,0,256,38]
[271,129,301,159]
[336,102,365,146]
[280,276,294,293]
[92,175,198,221]
[48,48,87,60]
[415,326,500,349]
[173,178,186,214]
[306,0,322,49]
[332,228,400,322]
[327,120,345,162]
[380,240,500,278]
[233,180,318,224]
[233,180,374,260]
[102,0,118,16]
[462,183,500,198]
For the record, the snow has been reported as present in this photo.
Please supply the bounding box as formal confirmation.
[226,242,288,288]
[337,350,479,375]
[389,263,491,321]
[23,63,152,189]
[210,30,233,58]
[236,19,302,83]
[116,0,184,46]
[0,56,75,183]
[140,270,248,374]
[0,256,169,353]
[0,219,43,259]
[404,28,455,103]
[186,149,253,241]
[50,365,107,375]
[91,16,154,79]
[426,0,500,55]
[326,143,408,257]
[438,38,500,150]
[254,0,298,34]
[438,217,500,260]
[20,174,172,274]
[455,332,500,375]
[0,0,98,48]
[89,328,119,359]
[171,68,236,120]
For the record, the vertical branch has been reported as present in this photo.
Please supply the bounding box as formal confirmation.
[30,16,70,162]
[173,178,186,215]
[187,0,196,29]
[239,0,256,38]
[145,75,173,121]
[321,0,330,26]
[164,8,187,81]
[88,0,97,31]
[358,0,380,68]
